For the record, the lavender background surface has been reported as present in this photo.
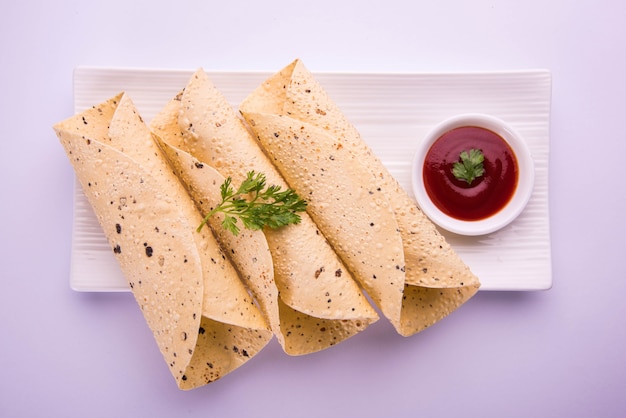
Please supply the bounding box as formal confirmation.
[2,1,625,417]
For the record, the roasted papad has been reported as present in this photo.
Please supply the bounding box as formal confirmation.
[149,70,379,355]
[154,134,281,354]
[239,59,480,336]
[53,93,272,389]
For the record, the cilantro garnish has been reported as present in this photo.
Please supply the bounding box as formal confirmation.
[197,171,307,235]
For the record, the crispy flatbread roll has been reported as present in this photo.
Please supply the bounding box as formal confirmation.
[150,70,379,355]
[53,93,272,389]
[239,59,480,336]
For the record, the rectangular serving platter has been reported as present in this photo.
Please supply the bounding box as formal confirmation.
[70,67,552,291]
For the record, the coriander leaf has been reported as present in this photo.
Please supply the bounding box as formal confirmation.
[452,148,485,185]
[221,214,240,236]
[197,171,307,235]
[220,176,234,200]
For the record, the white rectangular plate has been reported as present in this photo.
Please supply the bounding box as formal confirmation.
[70,67,552,291]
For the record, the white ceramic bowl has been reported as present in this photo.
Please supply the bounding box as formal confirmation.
[411,113,535,236]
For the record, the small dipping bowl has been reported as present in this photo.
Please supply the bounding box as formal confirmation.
[411,113,534,236]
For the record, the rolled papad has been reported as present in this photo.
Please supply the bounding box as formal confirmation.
[239,59,480,336]
[53,93,272,389]
[152,119,281,352]
[149,70,379,355]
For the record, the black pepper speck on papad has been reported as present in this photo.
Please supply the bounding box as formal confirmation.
[149,70,379,355]
[239,59,480,336]
[53,93,272,389]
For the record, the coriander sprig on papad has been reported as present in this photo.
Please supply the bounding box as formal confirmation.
[197,170,307,235]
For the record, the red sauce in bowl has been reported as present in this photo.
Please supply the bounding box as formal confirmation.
[423,126,518,221]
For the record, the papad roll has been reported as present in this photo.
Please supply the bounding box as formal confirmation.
[151,116,281,354]
[53,93,272,389]
[149,70,379,355]
[239,59,480,336]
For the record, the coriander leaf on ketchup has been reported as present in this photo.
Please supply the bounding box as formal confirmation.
[452,148,485,185]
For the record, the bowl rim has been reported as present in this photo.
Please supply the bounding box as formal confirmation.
[411,113,535,236]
